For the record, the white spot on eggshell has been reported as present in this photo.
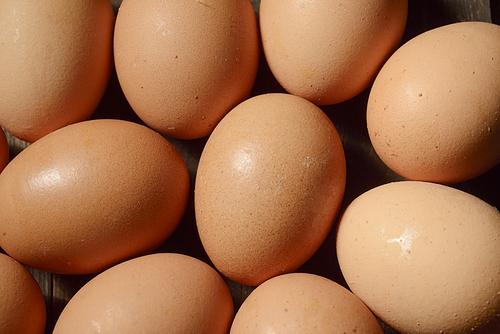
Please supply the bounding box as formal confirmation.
[387,226,419,258]
[92,320,101,332]
[153,13,174,36]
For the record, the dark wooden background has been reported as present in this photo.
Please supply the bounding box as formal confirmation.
[2,0,500,333]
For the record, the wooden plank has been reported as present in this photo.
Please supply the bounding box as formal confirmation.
[403,0,491,42]
[493,0,500,24]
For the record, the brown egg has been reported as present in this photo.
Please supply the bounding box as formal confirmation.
[0,129,8,173]
[336,181,500,334]
[195,93,346,286]
[0,252,46,334]
[367,21,500,184]
[53,253,234,334]
[114,0,260,139]
[230,272,384,334]
[0,119,190,275]
[259,0,408,105]
[0,0,114,143]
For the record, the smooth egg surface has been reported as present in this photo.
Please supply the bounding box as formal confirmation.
[336,181,500,334]
[230,272,384,334]
[0,119,190,274]
[53,253,234,334]
[259,0,408,105]
[195,93,346,286]
[367,21,500,184]
[114,0,260,139]
[0,0,114,143]
[0,252,46,334]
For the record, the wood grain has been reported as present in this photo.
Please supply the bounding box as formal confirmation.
[1,1,498,333]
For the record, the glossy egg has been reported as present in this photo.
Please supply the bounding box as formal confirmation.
[114,0,260,139]
[230,272,384,334]
[0,119,190,274]
[195,93,346,286]
[0,0,114,142]
[367,21,500,184]
[336,181,500,334]
[0,252,46,334]
[259,0,408,105]
[53,253,234,334]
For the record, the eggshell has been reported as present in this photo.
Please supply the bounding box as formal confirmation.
[53,253,234,334]
[259,0,408,105]
[230,272,384,334]
[0,252,46,334]
[0,0,114,143]
[336,181,500,334]
[0,129,8,173]
[195,93,346,286]
[0,119,190,275]
[114,0,260,139]
[367,21,500,184]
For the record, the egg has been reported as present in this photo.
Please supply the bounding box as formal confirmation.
[53,253,234,333]
[367,21,500,184]
[0,252,46,334]
[0,119,190,275]
[0,129,8,173]
[195,93,346,286]
[114,0,260,139]
[336,181,500,334]
[0,0,114,143]
[230,272,384,334]
[259,0,408,105]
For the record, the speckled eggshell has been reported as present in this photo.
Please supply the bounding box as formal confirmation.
[0,253,46,334]
[195,93,346,286]
[0,0,114,143]
[367,21,500,184]
[336,181,500,334]
[0,129,8,173]
[0,119,190,275]
[53,253,234,334]
[259,0,408,105]
[230,272,384,334]
[114,0,260,139]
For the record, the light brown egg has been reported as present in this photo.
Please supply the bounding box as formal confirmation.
[259,0,408,105]
[53,253,234,334]
[230,272,384,334]
[367,21,500,184]
[0,0,114,143]
[114,0,260,139]
[0,252,46,334]
[0,129,8,173]
[336,181,500,334]
[195,93,346,286]
[0,119,190,275]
